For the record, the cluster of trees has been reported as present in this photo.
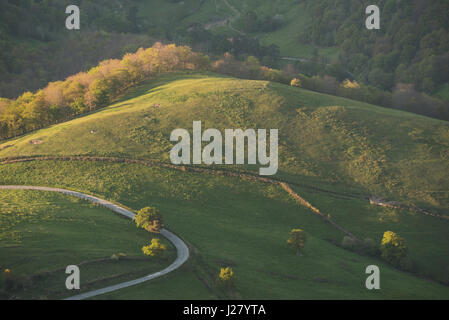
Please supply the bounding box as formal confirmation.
[299,74,449,120]
[0,0,282,99]
[0,31,154,99]
[181,24,281,66]
[211,54,449,120]
[297,0,449,95]
[341,230,410,270]
[135,206,167,257]
[0,43,209,140]
[0,0,143,40]
[2,44,447,142]
[0,0,152,98]
[243,11,285,33]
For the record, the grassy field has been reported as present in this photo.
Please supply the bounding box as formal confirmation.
[1,73,448,210]
[0,161,448,299]
[0,189,175,299]
[1,72,448,299]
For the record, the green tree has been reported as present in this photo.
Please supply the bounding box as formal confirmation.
[134,206,163,233]
[287,229,306,256]
[70,97,88,115]
[85,79,110,111]
[142,238,166,257]
[380,231,408,266]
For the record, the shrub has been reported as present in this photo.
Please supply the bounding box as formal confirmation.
[380,231,408,267]
[142,238,166,257]
[290,78,302,87]
[217,267,234,288]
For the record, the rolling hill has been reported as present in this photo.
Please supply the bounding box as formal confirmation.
[1,72,449,299]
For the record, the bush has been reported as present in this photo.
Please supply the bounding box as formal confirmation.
[290,78,302,87]
[380,231,408,267]
[217,267,234,288]
[142,238,166,257]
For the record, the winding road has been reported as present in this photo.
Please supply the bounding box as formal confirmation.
[0,185,190,300]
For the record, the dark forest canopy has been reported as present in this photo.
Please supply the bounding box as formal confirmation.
[1,0,448,97]
[296,0,449,94]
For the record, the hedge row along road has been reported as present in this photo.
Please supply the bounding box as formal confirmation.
[0,185,190,300]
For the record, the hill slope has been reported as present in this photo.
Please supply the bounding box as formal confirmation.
[1,73,448,209]
[1,73,449,297]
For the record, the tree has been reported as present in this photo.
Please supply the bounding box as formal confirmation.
[290,78,302,87]
[287,229,306,256]
[84,79,110,111]
[380,231,408,266]
[142,238,166,257]
[217,267,234,288]
[341,79,360,89]
[134,206,164,233]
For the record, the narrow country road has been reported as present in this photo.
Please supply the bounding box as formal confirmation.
[0,185,189,300]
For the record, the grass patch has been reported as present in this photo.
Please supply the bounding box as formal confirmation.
[0,189,175,299]
[1,161,448,299]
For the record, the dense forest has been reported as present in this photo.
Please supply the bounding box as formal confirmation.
[0,0,280,99]
[0,0,155,98]
[296,0,449,94]
[0,43,210,140]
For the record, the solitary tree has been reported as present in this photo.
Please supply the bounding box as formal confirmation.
[290,78,302,87]
[287,229,306,256]
[380,231,408,266]
[217,267,234,288]
[134,206,163,233]
[142,238,166,257]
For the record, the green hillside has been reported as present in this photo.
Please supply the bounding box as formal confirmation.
[1,73,449,299]
[1,73,448,209]
[0,189,175,299]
